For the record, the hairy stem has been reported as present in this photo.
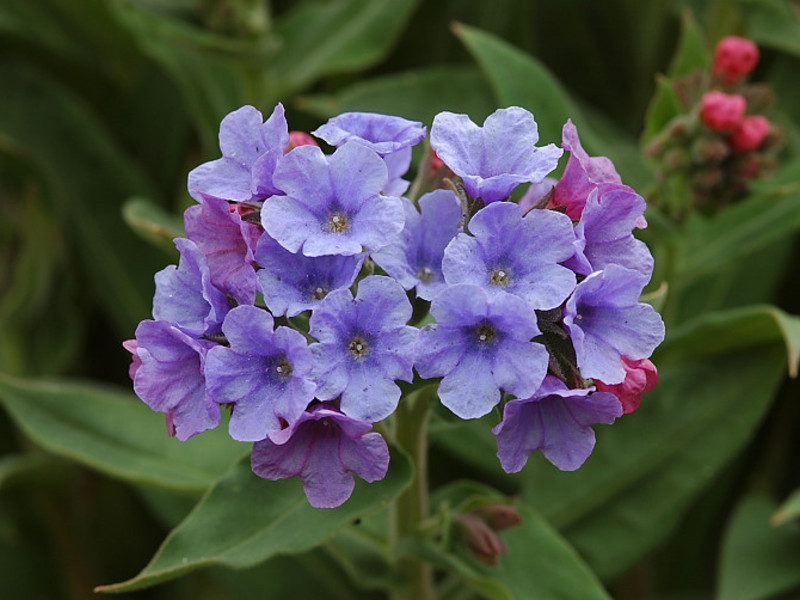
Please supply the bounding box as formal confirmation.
[390,385,435,600]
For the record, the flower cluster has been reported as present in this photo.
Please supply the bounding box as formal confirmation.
[646,35,780,215]
[125,104,664,507]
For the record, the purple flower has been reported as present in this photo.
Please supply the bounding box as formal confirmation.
[493,376,622,472]
[152,238,230,337]
[130,320,219,441]
[372,190,462,301]
[313,112,426,197]
[251,404,390,508]
[563,265,665,384]
[205,306,316,442]
[430,107,563,203]
[415,285,548,419]
[550,119,635,224]
[567,185,654,279]
[255,234,365,317]
[261,142,404,257]
[442,202,576,311]
[312,111,426,156]
[188,104,290,203]
[309,276,417,422]
[184,195,261,305]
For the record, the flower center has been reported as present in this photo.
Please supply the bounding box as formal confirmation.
[417,266,435,283]
[348,336,369,358]
[489,267,510,287]
[327,213,349,233]
[311,285,329,300]
[274,358,293,378]
[474,322,497,345]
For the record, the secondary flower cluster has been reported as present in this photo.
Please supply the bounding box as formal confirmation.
[125,104,664,507]
[646,35,780,216]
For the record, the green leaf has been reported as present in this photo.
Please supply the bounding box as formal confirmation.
[323,527,402,593]
[742,0,800,57]
[0,373,246,493]
[717,495,800,600]
[0,59,166,335]
[642,74,683,143]
[660,304,800,377]
[452,22,591,147]
[667,10,709,79]
[401,500,611,600]
[106,0,254,150]
[452,23,649,186]
[522,329,788,580]
[122,196,184,256]
[772,487,800,526]
[271,0,420,98]
[674,180,800,292]
[97,449,412,592]
[297,66,495,126]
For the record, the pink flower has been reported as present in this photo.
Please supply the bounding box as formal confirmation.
[288,130,318,150]
[728,115,770,152]
[700,91,746,132]
[594,357,658,414]
[713,36,759,84]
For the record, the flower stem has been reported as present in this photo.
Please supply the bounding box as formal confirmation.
[390,385,435,600]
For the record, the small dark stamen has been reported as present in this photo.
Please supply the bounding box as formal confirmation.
[475,323,496,344]
[311,286,329,300]
[328,213,348,233]
[274,358,293,377]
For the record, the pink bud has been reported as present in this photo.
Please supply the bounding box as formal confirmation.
[700,91,746,132]
[122,339,141,380]
[728,115,770,152]
[474,504,524,531]
[457,514,507,566]
[713,36,759,84]
[595,357,658,415]
[288,131,318,150]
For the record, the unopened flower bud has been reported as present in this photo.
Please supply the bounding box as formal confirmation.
[713,36,759,84]
[700,91,746,132]
[728,115,770,152]
[594,357,658,414]
[666,115,692,141]
[456,514,507,566]
[691,137,730,164]
[692,167,725,191]
[288,130,318,150]
[474,504,523,531]
[732,153,761,179]
[663,148,690,172]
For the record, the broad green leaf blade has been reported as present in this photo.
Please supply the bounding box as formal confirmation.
[452,23,649,186]
[717,495,800,600]
[660,304,800,377]
[0,373,245,492]
[107,0,255,150]
[522,335,787,581]
[742,0,800,57]
[400,501,611,600]
[271,0,420,97]
[123,196,184,256]
[97,450,412,593]
[0,59,166,335]
[674,181,800,291]
[323,527,402,593]
[772,487,800,526]
[297,66,495,126]
[452,22,590,147]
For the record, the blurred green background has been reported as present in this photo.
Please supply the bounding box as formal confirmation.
[2,1,800,598]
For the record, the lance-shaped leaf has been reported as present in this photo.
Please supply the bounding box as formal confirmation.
[772,487,800,526]
[520,309,790,581]
[0,373,245,493]
[717,495,800,600]
[271,0,420,97]
[452,22,650,189]
[97,449,412,593]
[122,196,184,257]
